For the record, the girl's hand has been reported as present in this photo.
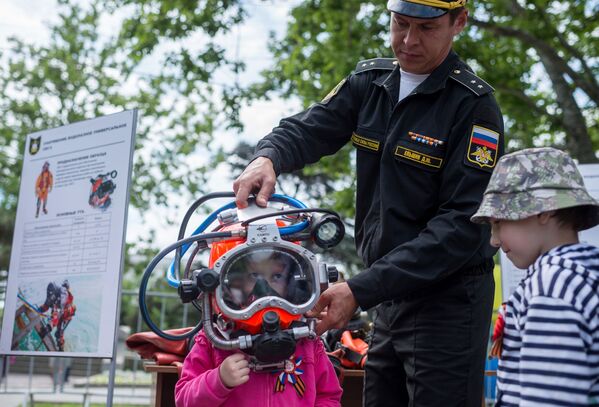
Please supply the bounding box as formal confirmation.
[219,353,250,388]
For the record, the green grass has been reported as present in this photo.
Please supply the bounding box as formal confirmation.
[492,265,502,325]
[493,265,502,309]
[71,371,152,387]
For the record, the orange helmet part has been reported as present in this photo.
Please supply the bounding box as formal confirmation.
[208,220,289,268]
[234,307,301,335]
[208,224,244,268]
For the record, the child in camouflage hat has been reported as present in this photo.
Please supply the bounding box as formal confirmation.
[471,147,599,406]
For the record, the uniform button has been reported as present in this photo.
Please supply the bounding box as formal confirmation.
[370,62,375,65]
[470,80,476,83]
[453,69,461,74]
[393,60,399,65]
[478,85,483,88]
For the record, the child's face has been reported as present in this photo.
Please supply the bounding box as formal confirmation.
[243,258,290,297]
[489,217,545,269]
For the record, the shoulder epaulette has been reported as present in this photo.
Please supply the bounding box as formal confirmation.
[449,68,494,96]
[355,58,397,74]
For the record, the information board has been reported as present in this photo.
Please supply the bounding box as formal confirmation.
[0,110,137,357]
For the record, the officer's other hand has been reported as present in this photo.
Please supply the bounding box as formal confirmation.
[219,353,250,388]
[233,157,276,208]
[306,282,358,336]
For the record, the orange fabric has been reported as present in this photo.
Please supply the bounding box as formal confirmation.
[35,171,53,199]
[340,331,368,368]
[126,327,195,365]
[63,303,76,322]
[153,352,187,366]
[341,331,368,354]
[325,331,369,371]
[489,303,506,359]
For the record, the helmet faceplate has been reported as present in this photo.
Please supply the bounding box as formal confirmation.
[214,225,320,325]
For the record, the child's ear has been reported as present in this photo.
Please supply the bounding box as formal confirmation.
[538,211,555,225]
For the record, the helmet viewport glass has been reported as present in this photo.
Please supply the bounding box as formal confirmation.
[221,247,313,311]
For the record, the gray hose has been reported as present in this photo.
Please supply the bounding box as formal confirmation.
[202,294,250,350]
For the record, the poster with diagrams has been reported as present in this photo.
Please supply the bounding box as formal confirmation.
[500,164,599,301]
[0,110,137,357]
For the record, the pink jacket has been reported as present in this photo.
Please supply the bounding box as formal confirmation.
[175,331,342,407]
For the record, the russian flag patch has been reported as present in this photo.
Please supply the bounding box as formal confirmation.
[465,125,499,170]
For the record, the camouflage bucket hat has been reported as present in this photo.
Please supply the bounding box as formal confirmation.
[471,147,599,230]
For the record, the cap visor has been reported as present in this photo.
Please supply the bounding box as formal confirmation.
[387,0,447,18]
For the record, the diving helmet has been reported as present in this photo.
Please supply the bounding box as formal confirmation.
[167,194,343,370]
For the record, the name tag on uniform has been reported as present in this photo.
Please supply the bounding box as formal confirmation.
[352,133,380,152]
[395,146,443,169]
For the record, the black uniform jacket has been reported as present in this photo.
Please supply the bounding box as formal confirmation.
[253,51,504,310]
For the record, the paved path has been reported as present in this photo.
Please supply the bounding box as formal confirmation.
[0,373,151,406]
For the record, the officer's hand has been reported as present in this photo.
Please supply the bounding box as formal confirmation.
[219,353,250,388]
[306,282,358,336]
[233,157,276,208]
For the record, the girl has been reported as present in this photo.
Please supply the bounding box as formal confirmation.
[175,327,342,406]
[175,249,343,406]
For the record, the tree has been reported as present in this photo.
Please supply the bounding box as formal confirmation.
[4,0,594,285]
[462,0,598,162]
[0,0,248,271]
[246,0,598,219]
[104,0,368,276]
[0,0,262,332]
[0,1,134,268]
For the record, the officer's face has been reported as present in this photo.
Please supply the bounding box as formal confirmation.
[390,11,467,74]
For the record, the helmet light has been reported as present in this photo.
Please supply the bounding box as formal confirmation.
[311,214,345,249]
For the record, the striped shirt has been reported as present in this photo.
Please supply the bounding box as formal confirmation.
[497,243,599,406]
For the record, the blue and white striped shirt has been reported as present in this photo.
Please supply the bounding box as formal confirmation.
[497,243,599,406]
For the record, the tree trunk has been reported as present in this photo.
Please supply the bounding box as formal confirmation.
[470,18,598,163]
[537,49,598,163]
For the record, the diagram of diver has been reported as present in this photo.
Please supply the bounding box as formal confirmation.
[18,280,76,351]
[35,161,53,218]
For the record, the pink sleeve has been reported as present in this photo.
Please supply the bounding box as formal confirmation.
[174,332,234,407]
[313,339,343,407]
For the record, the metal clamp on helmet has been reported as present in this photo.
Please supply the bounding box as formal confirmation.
[178,268,220,303]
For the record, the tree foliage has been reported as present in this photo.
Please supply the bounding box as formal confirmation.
[463,0,598,162]
[0,0,262,330]
[0,0,248,271]
[0,1,133,268]
[248,0,598,222]
[1,0,597,288]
